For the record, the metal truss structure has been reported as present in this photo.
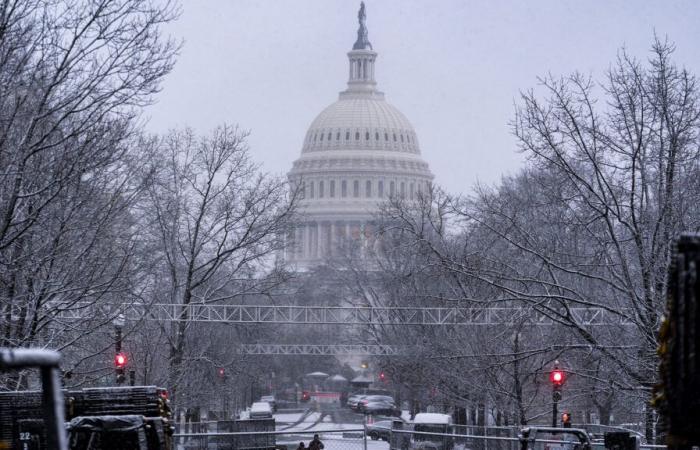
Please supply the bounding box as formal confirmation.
[56,302,634,326]
[236,344,400,356]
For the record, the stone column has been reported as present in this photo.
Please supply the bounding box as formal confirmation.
[330,222,337,256]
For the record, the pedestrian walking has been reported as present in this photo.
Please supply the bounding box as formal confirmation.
[308,434,324,450]
[297,442,306,450]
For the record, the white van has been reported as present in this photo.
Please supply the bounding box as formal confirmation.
[411,413,454,450]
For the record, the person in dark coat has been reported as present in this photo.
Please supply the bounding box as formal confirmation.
[297,442,306,450]
[308,434,324,450]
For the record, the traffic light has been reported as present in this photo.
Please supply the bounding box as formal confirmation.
[379,371,386,382]
[217,367,226,381]
[562,412,571,428]
[115,353,127,368]
[550,368,565,387]
[115,352,127,384]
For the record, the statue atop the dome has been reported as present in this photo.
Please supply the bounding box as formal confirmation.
[353,1,373,50]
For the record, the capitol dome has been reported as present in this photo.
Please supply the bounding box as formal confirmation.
[286,2,434,268]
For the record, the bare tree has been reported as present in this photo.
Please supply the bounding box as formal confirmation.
[0,0,178,385]
[459,38,700,438]
[142,125,298,407]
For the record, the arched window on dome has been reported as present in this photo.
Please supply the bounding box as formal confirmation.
[378,180,384,198]
[327,133,331,141]
[320,133,323,141]
[330,180,335,197]
[407,134,411,143]
[389,181,395,197]
[385,133,389,141]
[353,180,359,198]
[409,182,414,200]
[375,132,379,140]
[341,180,347,197]
[365,131,369,140]
[319,180,324,198]
[355,132,360,140]
[314,133,317,142]
[365,180,372,197]
[400,134,404,142]
[393,133,397,142]
[336,132,340,140]
[346,131,350,140]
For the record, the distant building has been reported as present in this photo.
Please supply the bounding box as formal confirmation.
[286,2,434,269]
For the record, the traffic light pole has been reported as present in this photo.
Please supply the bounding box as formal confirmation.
[550,366,564,427]
[115,323,123,385]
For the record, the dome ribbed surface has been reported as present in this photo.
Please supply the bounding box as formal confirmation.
[301,95,421,154]
[311,97,412,133]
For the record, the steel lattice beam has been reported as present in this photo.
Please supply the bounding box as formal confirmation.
[236,344,400,356]
[53,303,634,326]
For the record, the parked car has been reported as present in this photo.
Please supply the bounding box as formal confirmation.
[358,395,399,416]
[347,393,367,410]
[260,395,277,412]
[357,395,394,410]
[366,420,393,441]
[249,402,273,419]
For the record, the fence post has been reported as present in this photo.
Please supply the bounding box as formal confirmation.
[363,414,368,450]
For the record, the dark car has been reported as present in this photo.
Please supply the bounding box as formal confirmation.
[366,420,393,441]
[358,395,400,416]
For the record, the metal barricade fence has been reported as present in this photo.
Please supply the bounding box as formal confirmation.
[173,425,670,450]
[390,428,520,450]
[173,428,368,450]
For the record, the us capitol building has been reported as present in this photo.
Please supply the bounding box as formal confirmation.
[286,3,434,269]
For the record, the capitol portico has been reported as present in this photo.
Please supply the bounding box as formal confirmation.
[286,2,434,269]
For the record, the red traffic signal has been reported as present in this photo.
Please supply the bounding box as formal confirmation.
[550,369,564,386]
[562,412,571,428]
[115,352,127,369]
[217,367,226,379]
[379,371,386,381]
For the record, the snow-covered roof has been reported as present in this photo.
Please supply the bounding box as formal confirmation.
[413,413,452,425]
[351,374,373,383]
[329,374,348,382]
[306,371,329,378]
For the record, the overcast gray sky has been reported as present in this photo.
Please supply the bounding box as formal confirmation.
[145,1,700,195]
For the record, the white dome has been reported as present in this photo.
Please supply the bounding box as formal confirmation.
[284,5,434,269]
[302,94,420,155]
